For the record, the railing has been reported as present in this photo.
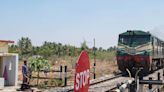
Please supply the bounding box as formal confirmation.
[30,65,70,87]
[113,68,164,92]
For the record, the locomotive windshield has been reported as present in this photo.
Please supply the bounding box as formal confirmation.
[119,35,150,47]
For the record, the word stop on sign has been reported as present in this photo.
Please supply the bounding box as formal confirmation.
[74,51,90,92]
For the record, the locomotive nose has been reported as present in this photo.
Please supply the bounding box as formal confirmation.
[127,57,135,69]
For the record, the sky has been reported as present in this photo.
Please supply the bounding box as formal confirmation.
[1,0,164,49]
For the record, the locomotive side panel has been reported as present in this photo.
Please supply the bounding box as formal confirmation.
[151,36,164,69]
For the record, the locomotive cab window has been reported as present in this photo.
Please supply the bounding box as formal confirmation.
[119,35,150,47]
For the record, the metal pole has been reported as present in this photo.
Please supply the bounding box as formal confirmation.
[129,81,136,92]
[158,72,160,80]
[126,69,132,78]
[148,77,152,92]
[157,72,160,92]
[139,80,164,85]
[138,70,143,92]
[163,68,164,80]
[138,76,144,92]
[135,68,142,92]
[64,66,67,86]
[136,76,140,92]
[93,38,96,79]
[60,65,63,80]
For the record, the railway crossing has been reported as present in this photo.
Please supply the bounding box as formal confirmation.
[44,50,164,92]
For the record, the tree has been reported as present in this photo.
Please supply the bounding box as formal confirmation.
[38,41,54,58]
[81,41,89,51]
[18,37,32,55]
[9,44,19,53]
[107,46,117,52]
[28,57,50,85]
[99,47,103,51]
[57,43,62,57]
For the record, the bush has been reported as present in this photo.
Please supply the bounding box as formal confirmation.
[48,79,63,86]
[38,83,47,89]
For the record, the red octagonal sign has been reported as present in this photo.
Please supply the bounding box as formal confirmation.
[74,51,90,92]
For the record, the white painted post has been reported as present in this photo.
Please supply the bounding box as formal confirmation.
[0,78,4,89]
[15,54,18,86]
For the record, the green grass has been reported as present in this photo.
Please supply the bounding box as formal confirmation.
[89,51,116,62]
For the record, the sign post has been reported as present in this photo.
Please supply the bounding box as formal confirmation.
[74,51,90,92]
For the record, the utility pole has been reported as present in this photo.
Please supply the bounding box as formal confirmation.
[93,38,96,79]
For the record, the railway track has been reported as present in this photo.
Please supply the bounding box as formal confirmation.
[45,68,164,92]
[108,68,164,92]
[89,76,133,92]
[90,73,123,86]
[65,73,124,92]
[45,73,126,92]
[88,68,164,92]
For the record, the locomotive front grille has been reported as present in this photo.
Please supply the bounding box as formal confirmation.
[128,48,136,55]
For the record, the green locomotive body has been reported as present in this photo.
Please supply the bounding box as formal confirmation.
[117,30,164,75]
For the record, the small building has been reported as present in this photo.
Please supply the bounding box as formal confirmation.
[0,40,18,88]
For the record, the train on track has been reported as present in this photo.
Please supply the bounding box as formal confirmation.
[117,30,164,76]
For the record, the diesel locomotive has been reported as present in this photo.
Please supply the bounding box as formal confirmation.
[117,30,164,76]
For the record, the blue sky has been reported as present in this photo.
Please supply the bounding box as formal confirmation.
[1,0,164,49]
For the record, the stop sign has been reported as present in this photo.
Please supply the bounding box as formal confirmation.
[74,51,90,92]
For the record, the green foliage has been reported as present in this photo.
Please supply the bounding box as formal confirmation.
[18,37,32,54]
[81,41,89,51]
[38,83,47,89]
[9,44,19,53]
[96,51,116,61]
[89,51,116,61]
[17,37,32,59]
[48,79,63,86]
[107,46,117,52]
[28,57,51,86]
[10,37,117,62]
[37,79,63,89]
[28,57,50,72]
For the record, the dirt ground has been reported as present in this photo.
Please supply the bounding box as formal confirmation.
[18,59,118,86]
